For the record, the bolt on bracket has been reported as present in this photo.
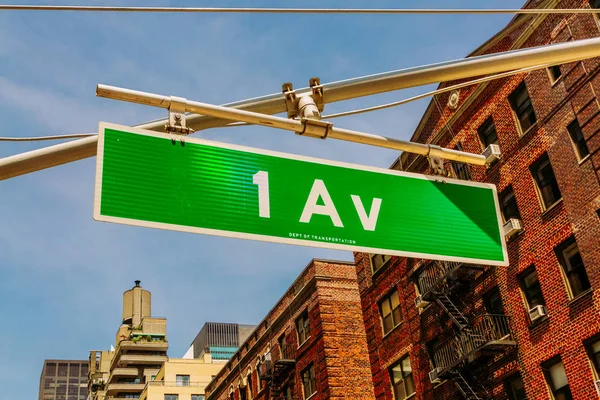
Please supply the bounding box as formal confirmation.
[282,82,298,119]
[165,96,194,135]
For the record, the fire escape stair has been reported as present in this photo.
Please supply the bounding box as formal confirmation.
[433,292,470,328]
[449,370,488,400]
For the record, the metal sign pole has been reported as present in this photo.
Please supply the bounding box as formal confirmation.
[4,36,600,179]
[95,84,487,166]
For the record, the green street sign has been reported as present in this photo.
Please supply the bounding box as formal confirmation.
[94,122,508,266]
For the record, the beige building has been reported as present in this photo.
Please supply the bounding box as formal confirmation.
[88,281,168,400]
[139,354,225,400]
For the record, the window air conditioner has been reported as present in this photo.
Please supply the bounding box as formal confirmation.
[594,380,600,397]
[414,295,430,309]
[429,368,443,384]
[483,144,502,165]
[528,305,547,322]
[503,218,523,238]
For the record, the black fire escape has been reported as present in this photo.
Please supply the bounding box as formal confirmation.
[416,260,516,400]
[258,343,296,400]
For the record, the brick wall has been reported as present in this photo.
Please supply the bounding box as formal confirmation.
[355,1,600,399]
[205,259,375,400]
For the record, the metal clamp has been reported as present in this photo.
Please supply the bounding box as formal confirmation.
[165,96,194,135]
[297,118,333,139]
[282,77,324,120]
[427,144,448,176]
[309,77,324,112]
[282,82,298,119]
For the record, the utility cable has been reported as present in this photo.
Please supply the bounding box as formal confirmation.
[0,133,96,141]
[0,65,546,142]
[0,5,599,15]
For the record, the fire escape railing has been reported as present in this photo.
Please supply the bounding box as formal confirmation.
[417,260,482,300]
[432,314,515,376]
[258,344,296,378]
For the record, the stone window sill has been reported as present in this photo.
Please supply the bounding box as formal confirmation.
[540,198,563,217]
[568,288,593,305]
[578,154,591,165]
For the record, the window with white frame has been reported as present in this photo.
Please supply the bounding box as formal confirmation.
[296,310,310,345]
[555,237,591,298]
[390,355,415,400]
[371,253,391,274]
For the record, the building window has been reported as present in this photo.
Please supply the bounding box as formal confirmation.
[542,358,572,400]
[451,142,473,180]
[191,396,205,400]
[555,237,591,298]
[590,0,600,11]
[505,373,527,400]
[296,310,310,345]
[519,266,546,311]
[548,65,562,84]
[371,253,391,274]
[379,289,403,335]
[499,185,521,222]
[483,287,504,315]
[567,119,590,161]
[478,117,499,147]
[176,375,190,386]
[301,364,317,399]
[239,387,247,400]
[247,373,253,399]
[165,395,179,400]
[390,355,415,400]
[509,81,537,134]
[586,337,600,378]
[530,153,562,210]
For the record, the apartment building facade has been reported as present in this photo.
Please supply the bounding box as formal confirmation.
[88,280,169,400]
[354,1,600,399]
[38,359,89,400]
[204,259,375,400]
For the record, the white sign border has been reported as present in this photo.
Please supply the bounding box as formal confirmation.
[94,122,509,267]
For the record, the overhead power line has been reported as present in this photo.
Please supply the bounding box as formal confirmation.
[322,64,547,119]
[0,133,95,142]
[0,5,599,14]
[0,64,550,142]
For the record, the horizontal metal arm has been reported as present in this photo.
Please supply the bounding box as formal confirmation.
[96,84,487,166]
[4,36,600,179]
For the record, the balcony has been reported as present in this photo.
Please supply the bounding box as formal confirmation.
[115,354,168,367]
[107,368,139,384]
[432,314,516,377]
[417,260,483,300]
[258,344,296,382]
[106,382,146,394]
[146,381,205,387]
[119,340,168,352]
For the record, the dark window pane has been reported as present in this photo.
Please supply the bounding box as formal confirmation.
[549,65,562,82]
[590,0,600,9]
[567,120,590,160]
[478,117,499,147]
[506,374,527,400]
[556,238,591,297]
[509,82,537,133]
[520,268,546,308]
[484,287,504,314]
[500,186,521,221]
[530,154,562,209]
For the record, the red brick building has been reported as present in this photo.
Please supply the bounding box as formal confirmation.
[354,1,600,399]
[204,259,375,400]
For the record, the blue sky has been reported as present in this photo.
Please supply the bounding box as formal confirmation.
[0,1,526,398]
